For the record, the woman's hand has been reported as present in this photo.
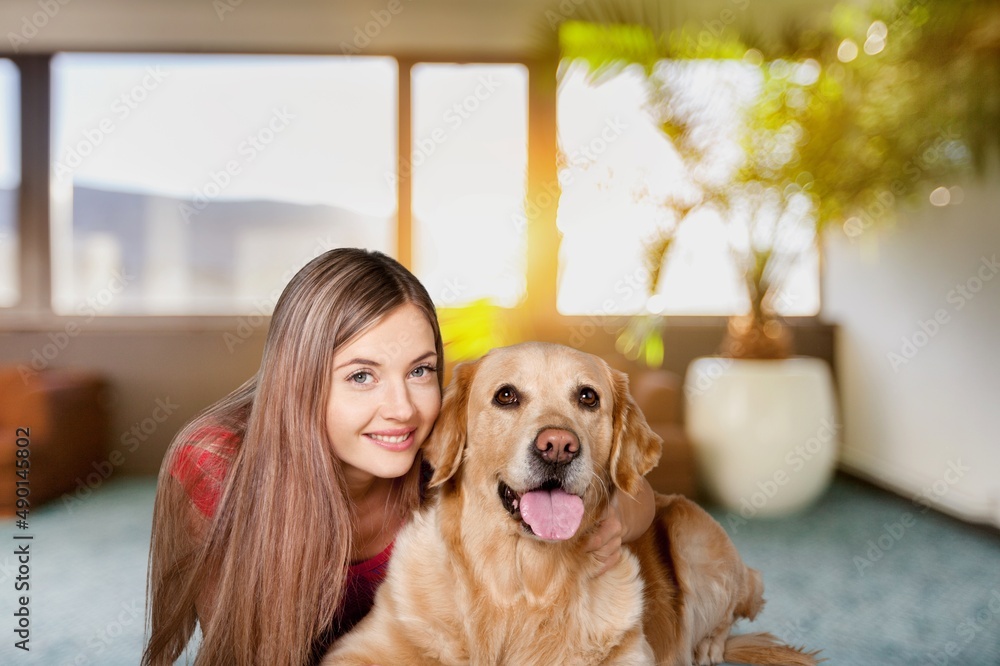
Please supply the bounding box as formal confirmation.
[585,494,627,575]
[584,477,656,576]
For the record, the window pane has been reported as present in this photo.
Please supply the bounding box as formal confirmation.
[0,59,19,307]
[556,60,820,316]
[51,54,396,315]
[411,63,528,308]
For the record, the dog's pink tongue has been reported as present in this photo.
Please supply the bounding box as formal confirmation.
[519,488,585,541]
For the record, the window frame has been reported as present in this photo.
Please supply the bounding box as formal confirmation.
[0,50,823,334]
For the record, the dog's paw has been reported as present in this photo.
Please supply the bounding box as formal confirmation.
[693,629,728,665]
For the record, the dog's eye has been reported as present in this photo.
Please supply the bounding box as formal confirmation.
[579,386,599,409]
[493,385,519,407]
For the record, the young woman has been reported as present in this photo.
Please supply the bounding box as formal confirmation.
[143,248,654,665]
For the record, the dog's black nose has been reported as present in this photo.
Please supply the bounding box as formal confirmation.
[534,428,579,465]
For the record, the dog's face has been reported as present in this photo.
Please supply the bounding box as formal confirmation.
[424,342,662,542]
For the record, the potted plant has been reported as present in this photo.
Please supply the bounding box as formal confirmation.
[636,51,844,515]
[560,0,997,514]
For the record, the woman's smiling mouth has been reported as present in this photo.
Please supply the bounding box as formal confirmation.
[365,429,416,451]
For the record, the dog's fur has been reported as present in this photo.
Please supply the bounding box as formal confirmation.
[322,342,820,665]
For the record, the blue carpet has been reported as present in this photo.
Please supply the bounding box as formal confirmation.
[1,477,156,665]
[0,473,998,665]
[706,474,1000,665]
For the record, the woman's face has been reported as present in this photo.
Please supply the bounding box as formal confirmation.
[326,303,441,488]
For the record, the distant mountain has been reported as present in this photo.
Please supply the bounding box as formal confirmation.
[0,188,15,305]
[67,185,391,312]
[73,185,386,273]
[0,187,14,234]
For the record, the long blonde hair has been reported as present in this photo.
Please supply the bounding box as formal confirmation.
[143,248,444,665]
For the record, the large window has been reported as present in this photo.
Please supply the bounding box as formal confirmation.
[7,52,821,322]
[556,60,820,317]
[51,54,396,315]
[411,63,528,308]
[0,59,19,307]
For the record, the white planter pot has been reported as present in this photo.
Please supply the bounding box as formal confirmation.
[683,357,840,517]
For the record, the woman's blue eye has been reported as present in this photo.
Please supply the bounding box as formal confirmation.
[411,364,436,378]
[350,371,372,384]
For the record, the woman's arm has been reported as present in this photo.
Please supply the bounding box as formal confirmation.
[584,476,656,575]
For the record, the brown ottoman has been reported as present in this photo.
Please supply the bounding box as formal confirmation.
[0,368,110,516]
[629,368,698,499]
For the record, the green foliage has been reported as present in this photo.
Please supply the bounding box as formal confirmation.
[438,299,516,363]
[754,0,993,237]
[560,21,661,79]
[561,0,999,364]
[615,313,664,367]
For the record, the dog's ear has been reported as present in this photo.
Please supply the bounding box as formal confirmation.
[424,359,479,487]
[609,368,663,496]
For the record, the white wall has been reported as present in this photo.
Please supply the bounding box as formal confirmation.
[823,175,1000,528]
[0,326,268,475]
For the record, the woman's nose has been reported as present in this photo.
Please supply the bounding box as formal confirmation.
[381,380,416,421]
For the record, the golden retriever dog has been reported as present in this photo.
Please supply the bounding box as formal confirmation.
[323,342,820,666]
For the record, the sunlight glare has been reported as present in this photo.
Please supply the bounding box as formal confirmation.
[411,63,528,308]
[838,39,859,63]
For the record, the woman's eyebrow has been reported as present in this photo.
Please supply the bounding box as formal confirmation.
[411,351,438,364]
[335,350,436,372]
[334,357,381,371]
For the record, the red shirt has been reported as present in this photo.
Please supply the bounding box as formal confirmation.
[168,426,393,638]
